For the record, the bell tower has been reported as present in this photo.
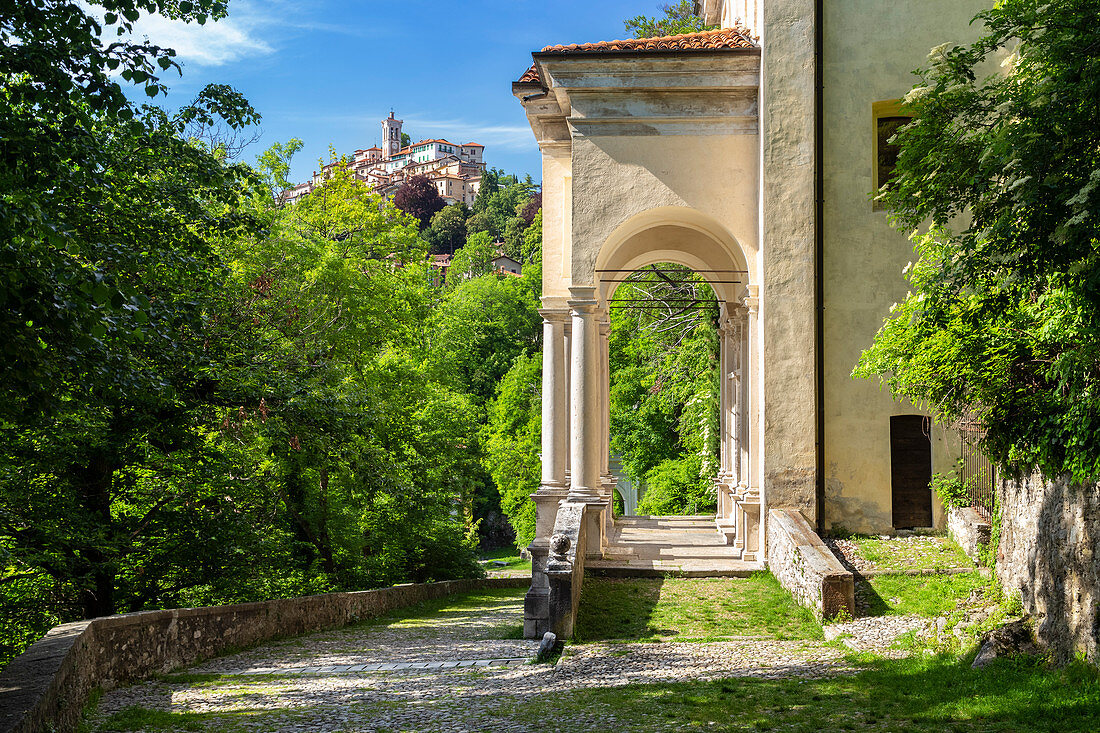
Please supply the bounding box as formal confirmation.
[382,111,403,160]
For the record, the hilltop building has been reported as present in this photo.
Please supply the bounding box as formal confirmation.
[284,112,485,206]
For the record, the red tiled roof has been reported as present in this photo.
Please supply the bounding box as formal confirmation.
[463,142,484,148]
[518,64,540,83]
[540,25,755,54]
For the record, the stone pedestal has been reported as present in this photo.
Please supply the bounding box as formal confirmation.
[523,538,550,638]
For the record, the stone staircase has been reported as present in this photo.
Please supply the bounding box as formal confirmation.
[585,515,764,578]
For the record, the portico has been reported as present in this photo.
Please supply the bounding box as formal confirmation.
[514,26,778,637]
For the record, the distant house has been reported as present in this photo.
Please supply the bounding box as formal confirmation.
[491,254,522,277]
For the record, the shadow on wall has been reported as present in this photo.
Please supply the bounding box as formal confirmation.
[998,472,1100,664]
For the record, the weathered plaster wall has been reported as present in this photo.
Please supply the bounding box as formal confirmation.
[760,0,817,520]
[997,472,1100,664]
[570,133,760,289]
[821,0,989,533]
[0,578,528,733]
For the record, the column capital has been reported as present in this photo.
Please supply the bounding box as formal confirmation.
[568,300,599,315]
[567,285,599,311]
[538,308,571,324]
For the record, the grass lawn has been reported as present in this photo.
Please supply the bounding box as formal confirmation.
[478,547,532,574]
[574,575,822,643]
[501,655,1100,732]
[853,536,974,572]
[859,571,988,617]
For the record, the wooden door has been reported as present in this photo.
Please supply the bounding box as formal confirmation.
[890,415,932,528]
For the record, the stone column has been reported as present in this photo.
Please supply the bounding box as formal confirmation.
[532,309,571,539]
[568,287,607,556]
[730,306,745,488]
[744,294,759,488]
[525,309,570,638]
[598,315,615,535]
[563,322,572,484]
[718,306,732,480]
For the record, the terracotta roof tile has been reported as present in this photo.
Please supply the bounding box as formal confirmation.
[540,25,755,54]
[517,64,540,83]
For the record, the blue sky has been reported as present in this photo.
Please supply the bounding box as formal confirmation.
[128,0,653,185]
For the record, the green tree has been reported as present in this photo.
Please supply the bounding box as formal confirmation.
[0,0,259,422]
[256,138,304,200]
[624,1,717,39]
[1,99,265,623]
[523,209,544,265]
[426,203,469,255]
[609,266,719,514]
[855,0,1100,481]
[482,353,542,548]
[432,269,542,402]
[448,231,498,283]
[393,174,446,230]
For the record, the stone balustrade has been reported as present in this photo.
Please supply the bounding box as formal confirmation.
[0,577,528,733]
[525,500,593,639]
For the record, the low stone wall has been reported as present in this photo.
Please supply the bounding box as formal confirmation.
[947,506,991,563]
[997,471,1100,664]
[0,577,528,733]
[767,508,854,620]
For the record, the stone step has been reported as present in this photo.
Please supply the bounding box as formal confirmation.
[587,515,764,578]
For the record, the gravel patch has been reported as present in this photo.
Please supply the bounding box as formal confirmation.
[86,588,870,733]
[824,615,925,655]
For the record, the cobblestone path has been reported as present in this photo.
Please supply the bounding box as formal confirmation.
[87,587,879,733]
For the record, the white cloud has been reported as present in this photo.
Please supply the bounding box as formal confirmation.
[82,1,275,68]
[128,12,272,67]
[402,117,535,152]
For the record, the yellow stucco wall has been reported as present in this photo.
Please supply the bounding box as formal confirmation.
[822,0,990,532]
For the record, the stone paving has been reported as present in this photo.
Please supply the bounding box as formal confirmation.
[85,586,924,733]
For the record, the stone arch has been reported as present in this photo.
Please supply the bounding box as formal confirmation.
[589,206,753,304]
[589,206,760,558]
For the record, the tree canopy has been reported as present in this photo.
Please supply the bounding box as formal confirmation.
[0,0,550,670]
[624,1,717,39]
[855,0,1100,481]
[392,174,446,229]
[610,266,720,515]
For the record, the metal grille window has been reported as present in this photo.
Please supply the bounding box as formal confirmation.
[958,415,996,518]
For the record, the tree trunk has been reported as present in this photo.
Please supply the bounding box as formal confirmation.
[76,454,117,618]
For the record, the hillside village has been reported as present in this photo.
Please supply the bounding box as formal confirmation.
[282,112,486,207]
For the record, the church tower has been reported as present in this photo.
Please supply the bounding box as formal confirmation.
[382,111,403,160]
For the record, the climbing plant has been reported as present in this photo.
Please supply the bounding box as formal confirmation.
[855,0,1100,481]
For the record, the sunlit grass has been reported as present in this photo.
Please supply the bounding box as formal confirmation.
[853,535,973,572]
[574,575,822,643]
[500,655,1100,732]
[861,571,988,617]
